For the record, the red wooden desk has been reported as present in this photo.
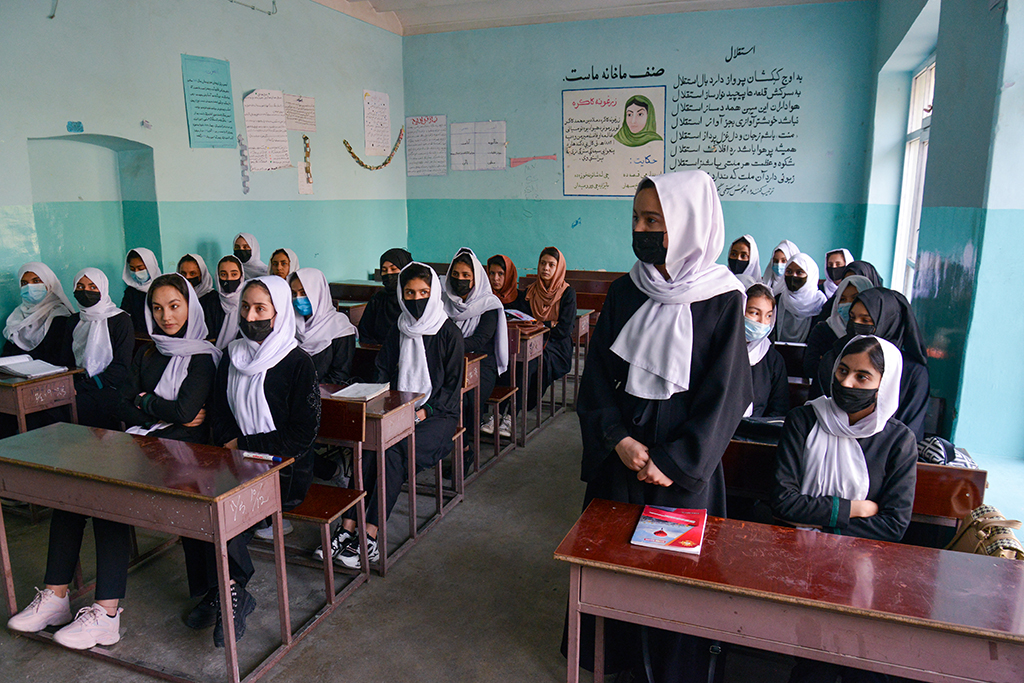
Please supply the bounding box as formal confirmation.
[0,368,81,432]
[509,322,546,447]
[557,499,1024,683]
[0,423,294,683]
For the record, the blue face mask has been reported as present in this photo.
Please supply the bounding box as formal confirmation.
[744,316,772,343]
[837,302,853,325]
[131,268,150,285]
[20,283,48,306]
[293,296,313,317]
[772,262,786,278]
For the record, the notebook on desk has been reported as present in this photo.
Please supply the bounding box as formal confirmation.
[330,382,389,401]
[0,354,68,379]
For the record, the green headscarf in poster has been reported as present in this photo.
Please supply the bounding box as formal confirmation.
[613,95,663,147]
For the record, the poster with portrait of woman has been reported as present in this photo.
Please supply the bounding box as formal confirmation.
[563,86,665,197]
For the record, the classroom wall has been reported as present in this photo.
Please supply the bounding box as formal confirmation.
[403,2,877,273]
[0,0,406,321]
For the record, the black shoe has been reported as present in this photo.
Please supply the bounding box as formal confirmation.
[184,588,219,630]
[212,584,256,648]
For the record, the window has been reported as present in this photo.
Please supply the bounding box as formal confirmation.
[892,59,935,298]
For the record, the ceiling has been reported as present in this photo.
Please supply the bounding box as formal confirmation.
[313,0,859,36]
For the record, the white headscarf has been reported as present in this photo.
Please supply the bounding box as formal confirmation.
[609,171,744,400]
[744,289,775,367]
[826,275,875,338]
[822,248,855,298]
[227,276,298,434]
[126,275,222,436]
[762,239,799,295]
[234,232,268,279]
[397,263,449,409]
[774,252,827,343]
[70,268,123,378]
[442,248,509,375]
[215,255,246,351]
[180,253,215,298]
[800,336,903,501]
[272,248,301,278]
[122,247,162,293]
[3,262,73,351]
[292,267,356,356]
[730,234,762,289]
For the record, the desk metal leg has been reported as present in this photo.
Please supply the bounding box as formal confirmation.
[214,526,241,683]
[594,616,605,681]
[518,359,529,449]
[0,507,16,617]
[354,443,369,573]
[567,564,581,683]
[272,507,291,646]
[376,426,389,577]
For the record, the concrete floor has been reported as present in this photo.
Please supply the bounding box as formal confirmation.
[0,407,792,683]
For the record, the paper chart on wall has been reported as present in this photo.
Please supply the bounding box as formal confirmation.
[405,115,447,176]
[450,121,506,171]
[363,90,391,156]
[284,94,316,132]
[181,54,236,149]
[243,89,291,172]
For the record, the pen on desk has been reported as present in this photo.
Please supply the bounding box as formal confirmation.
[242,452,283,463]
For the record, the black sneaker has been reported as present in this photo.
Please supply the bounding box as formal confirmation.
[213,584,256,648]
[184,588,219,630]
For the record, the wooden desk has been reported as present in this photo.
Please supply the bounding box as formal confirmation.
[318,388,421,576]
[334,300,368,327]
[509,323,546,447]
[0,369,81,433]
[329,280,382,303]
[557,499,1024,683]
[459,353,483,487]
[0,423,293,683]
[571,309,592,409]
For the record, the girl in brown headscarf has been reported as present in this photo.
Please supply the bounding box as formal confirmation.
[486,254,520,306]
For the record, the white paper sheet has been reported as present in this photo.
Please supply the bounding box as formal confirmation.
[450,121,506,171]
[298,163,313,194]
[283,93,316,132]
[243,89,291,171]
[363,90,391,156]
[405,115,448,176]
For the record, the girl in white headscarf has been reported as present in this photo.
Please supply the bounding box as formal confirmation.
[213,255,245,350]
[3,262,73,365]
[60,268,135,430]
[329,262,464,570]
[289,267,356,385]
[232,233,268,280]
[743,283,789,418]
[572,171,752,682]
[773,335,917,682]
[270,248,301,280]
[762,239,799,295]
[772,252,827,343]
[121,247,163,334]
[725,234,762,289]
[176,254,219,337]
[821,248,855,298]
[802,274,875,381]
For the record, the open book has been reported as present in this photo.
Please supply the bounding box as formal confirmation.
[630,505,707,555]
[505,309,536,322]
[330,382,389,401]
[0,354,68,379]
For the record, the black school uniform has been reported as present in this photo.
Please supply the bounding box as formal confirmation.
[120,287,148,334]
[751,344,789,418]
[511,286,576,407]
[570,275,751,679]
[60,311,135,430]
[309,336,356,385]
[199,290,223,342]
[357,289,401,345]
[1,314,69,366]
[802,320,839,382]
[461,308,499,416]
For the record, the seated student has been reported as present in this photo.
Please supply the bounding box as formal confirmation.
[822,248,854,298]
[802,275,875,382]
[486,254,520,306]
[121,247,162,334]
[726,234,762,289]
[177,253,220,338]
[207,275,320,645]
[762,239,799,295]
[214,255,245,350]
[773,335,917,683]
[744,284,789,418]
[270,248,300,280]
[290,267,356,384]
[357,247,413,346]
[325,263,463,568]
[2,262,73,365]
[60,268,135,430]
[232,232,268,280]
[812,288,931,442]
[510,247,577,408]
[811,258,885,329]
[772,252,826,344]
[443,248,509,460]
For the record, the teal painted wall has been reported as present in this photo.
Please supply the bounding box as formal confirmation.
[403,2,877,268]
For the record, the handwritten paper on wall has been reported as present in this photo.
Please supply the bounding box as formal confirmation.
[451,121,506,172]
[405,115,447,177]
[243,89,291,172]
[284,94,316,132]
[181,55,236,148]
[563,86,665,197]
[363,90,391,156]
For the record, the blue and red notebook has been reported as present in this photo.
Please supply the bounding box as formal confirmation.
[630,505,707,555]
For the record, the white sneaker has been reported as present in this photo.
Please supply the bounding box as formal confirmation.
[53,604,121,649]
[338,534,379,569]
[254,519,293,540]
[312,525,354,562]
[480,415,495,435]
[7,587,71,633]
[499,414,512,439]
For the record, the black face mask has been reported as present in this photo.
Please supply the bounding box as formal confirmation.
[832,380,878,414]
[846,319,876,338]
[404,297,428,320]
[234,248,252,264]
[632,231,667,265]
[785,275,807,292]
[74,289,101,308]
[450,278,472,297]
[239,317,273,343]
[827,266,846,283]
[186,276,202,290]
[220,278,242,294]
[727,258,747,275]
[382,273,400,292]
